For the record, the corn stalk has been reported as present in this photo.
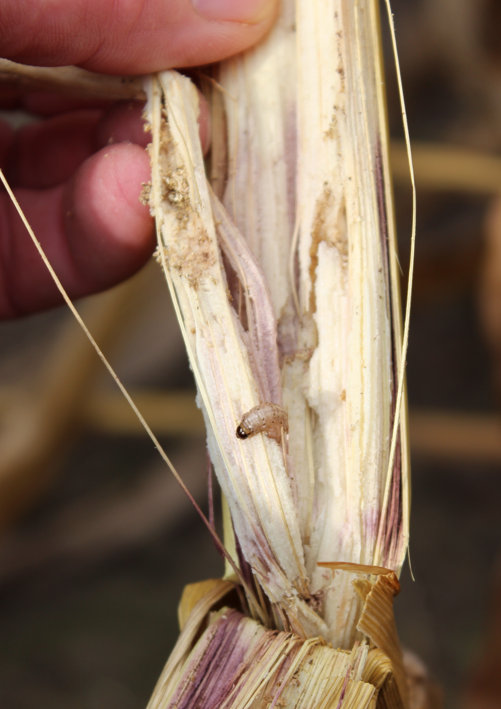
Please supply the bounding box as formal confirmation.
[0,0,420,705]
[145,0,413,706]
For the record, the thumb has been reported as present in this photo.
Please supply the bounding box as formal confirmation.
[0,0,278,74]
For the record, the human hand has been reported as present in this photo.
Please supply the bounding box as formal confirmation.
[0,0,277,317]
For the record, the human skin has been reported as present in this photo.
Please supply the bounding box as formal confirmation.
[0,0,277,317]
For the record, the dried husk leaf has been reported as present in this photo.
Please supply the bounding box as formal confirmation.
[148,608,377,708]
[148,573,409,709]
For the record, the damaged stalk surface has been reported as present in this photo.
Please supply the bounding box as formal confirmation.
[146,0,410,706]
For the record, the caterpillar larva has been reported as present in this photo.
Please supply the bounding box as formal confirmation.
[236,403,288,443]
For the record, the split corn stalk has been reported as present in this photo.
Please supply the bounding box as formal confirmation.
[154,0,408,705]
[0,0,411,703]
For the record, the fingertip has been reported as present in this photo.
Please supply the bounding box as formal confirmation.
[97,102,149,148]
[64,143,154,288]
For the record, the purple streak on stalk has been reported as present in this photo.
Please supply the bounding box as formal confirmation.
[168,610,250,708]
[211,192,282,406]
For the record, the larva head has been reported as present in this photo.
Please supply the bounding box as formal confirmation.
[236,425,249,439]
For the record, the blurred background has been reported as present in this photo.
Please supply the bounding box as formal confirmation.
[1,1,501,707]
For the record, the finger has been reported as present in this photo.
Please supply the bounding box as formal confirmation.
[0,86,114,114]
[0,143,154,317]
[0,120,14,167]
[3,104,148,189]
[4,109,103,188]
[97,94,211,153]
[2,94,210,190]
[0,85,23,110]
[0,0,278,74]
[19,92,114,116]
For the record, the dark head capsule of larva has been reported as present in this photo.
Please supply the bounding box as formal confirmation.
[236,403,288,442]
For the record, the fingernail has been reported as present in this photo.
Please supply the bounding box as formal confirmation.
[192,0,275,23]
